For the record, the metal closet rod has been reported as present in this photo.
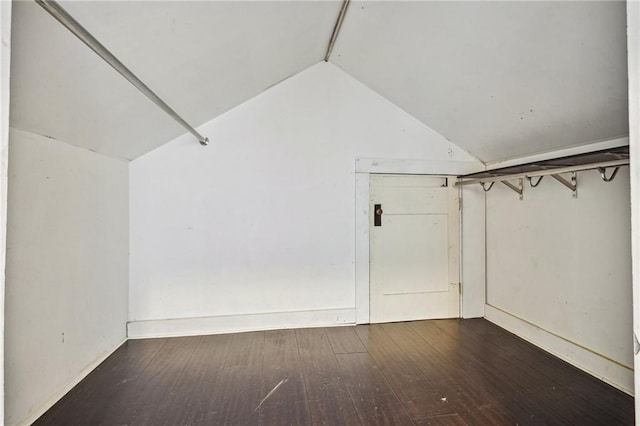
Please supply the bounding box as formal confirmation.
[35,0,209,146]
[456,159,629,186]
[324,0,350,62]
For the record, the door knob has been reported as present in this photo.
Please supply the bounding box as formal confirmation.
[374,204,382,227]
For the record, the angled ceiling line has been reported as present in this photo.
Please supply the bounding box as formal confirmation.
[324,0,351,62]
[34,0,210,147]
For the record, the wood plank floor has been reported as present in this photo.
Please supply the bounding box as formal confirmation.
[34,319,633,425]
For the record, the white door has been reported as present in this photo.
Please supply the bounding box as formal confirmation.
[370,174,460,323]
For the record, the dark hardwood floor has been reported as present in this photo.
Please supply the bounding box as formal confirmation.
[34,319,634,425]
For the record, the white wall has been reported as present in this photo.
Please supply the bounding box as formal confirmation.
[4,129,129,425]
[0,0,13,422]
[484,166,633,393]
[627,0,640,415]
[129,62,482,337]
[460,184,486,319]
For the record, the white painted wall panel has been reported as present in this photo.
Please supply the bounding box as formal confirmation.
[486,166,632,391]
[627,0,640,414]
[130,62,481,335]
[461,184,486,318]
[0,1,12,421]
[4,129,129,426]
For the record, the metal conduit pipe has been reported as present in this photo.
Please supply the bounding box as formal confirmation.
[35,0,209,146]
[325,0,351,62]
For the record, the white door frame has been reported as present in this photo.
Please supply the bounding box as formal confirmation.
[354,158,481,324]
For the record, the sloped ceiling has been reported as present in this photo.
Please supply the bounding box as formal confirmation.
[9,1,629,163]
[332,1,629,163]
[9,1,341,160]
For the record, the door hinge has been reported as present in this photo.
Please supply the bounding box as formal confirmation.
[458,197,462,211]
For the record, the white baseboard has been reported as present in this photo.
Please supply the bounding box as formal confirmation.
[17,338,127,426]
[127,308,356,339]
[485,304,633,395]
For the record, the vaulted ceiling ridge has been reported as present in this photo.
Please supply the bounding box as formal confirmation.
[10,1,629,162]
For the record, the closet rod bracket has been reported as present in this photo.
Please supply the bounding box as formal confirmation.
[551,172,577,198]
[501,178,523,200]
[527,176,544,188]
[481,182,495,192]
[598,167,619,182]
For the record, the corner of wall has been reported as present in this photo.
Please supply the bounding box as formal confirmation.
[0,0,13,422]
[625,0,640,414]
[4,130,129,425]
[460,184,486,319]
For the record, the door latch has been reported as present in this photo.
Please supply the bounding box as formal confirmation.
[374,204,383,227]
